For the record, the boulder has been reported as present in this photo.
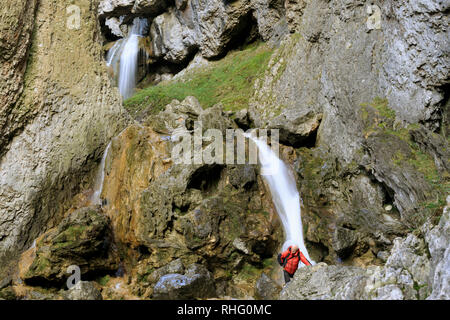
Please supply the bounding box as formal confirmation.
[20,207,119,285]
[150,8,198,64]
[152,264,216,299]
[64,281,103,300]
[279,263,368,300]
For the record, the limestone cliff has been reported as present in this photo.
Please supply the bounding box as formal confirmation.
[0,0,448,301]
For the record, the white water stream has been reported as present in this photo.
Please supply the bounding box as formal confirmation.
[246,134,314,267]
[90,142,111,206]
[106,18,148,100]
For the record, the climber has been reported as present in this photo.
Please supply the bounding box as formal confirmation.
[278,244,311,284]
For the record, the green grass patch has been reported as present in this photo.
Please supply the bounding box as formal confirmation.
[124,42,273,115]
[96,275,111,286]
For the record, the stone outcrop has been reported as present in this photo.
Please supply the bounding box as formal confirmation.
[98,0,169,20]
[0,0,129,262]
[63,281,103,300]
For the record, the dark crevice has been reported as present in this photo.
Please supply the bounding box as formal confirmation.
[187,165,224,192]
[207,10,260,61]
[439,83,450,138]
[305,240,329,263]
[278,119,321,149]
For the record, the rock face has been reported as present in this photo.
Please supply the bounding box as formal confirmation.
[250,0,449,149]
[0,0,129,262]
[280,203,450,300]
[244,0,449,266]
[147,0,256,62]
[0,0,39,155]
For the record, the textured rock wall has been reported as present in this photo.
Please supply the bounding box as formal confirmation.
[0,0,129,260]
[0,0,39,156]
[250,0,449,156]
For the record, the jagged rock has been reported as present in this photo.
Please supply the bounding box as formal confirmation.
[64,281,103,300]
[20,207,119,285]
[101,97,280,294]
[100,124,171,247]
[98,0,168,19]
[333,227,357,258]
[190,0,253,58]
[105,17,125,38]
[251,0,287,41]
[255,273,281,300]
[152,264,216,299]
[425,197,450,300]
[150,7,198,64]
[280,263,368,300]
[198,103,236,133]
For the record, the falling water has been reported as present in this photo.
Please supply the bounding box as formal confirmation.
[106,39,124,71]
[106,17,148,100]
[246,134,314,267]
[90,142,111,206]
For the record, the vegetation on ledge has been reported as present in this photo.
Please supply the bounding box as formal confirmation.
[124,42,274,115]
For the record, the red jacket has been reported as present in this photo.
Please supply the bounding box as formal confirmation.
[281,246,311,275]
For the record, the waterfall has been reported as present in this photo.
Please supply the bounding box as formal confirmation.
[106,17,148,100]
[91,142,111,206]
[246,134,314,268]
[106,39,124,73]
